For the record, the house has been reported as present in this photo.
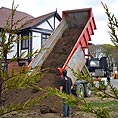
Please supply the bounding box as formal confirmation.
[0,7,62,73]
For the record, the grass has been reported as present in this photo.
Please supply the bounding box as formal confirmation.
[88,100,118,117]
[88,100,118,108]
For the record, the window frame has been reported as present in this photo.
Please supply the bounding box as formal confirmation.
[41,33,50,46]
[21,32,29,50]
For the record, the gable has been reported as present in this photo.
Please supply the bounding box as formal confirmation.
[20,11,62,30]
[35,16,60,31]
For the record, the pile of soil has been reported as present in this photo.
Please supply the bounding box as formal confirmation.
[37,27,83,112]
[4,27,83,115]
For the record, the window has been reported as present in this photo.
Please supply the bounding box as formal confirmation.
[21,32,29,49]
[41,33,50,46]
[90,60,100,67]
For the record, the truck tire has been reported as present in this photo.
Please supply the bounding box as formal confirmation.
[76,83,84,98]
[84,83,92,97]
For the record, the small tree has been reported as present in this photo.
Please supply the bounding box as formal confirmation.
[0,1,43,116]
[101,2,118,47]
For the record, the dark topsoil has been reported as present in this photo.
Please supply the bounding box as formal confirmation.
[3,28,83,116]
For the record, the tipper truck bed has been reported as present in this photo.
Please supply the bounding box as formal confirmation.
[29,8,96,97]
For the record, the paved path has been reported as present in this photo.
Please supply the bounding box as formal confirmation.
[110,79,118,88]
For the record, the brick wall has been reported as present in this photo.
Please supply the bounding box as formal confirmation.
[8,61,20,74]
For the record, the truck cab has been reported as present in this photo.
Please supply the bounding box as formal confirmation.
[86,57,110,89]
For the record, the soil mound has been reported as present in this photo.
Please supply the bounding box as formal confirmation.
[36,28,83,112]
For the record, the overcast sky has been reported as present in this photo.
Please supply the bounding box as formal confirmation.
[0,0,118,45]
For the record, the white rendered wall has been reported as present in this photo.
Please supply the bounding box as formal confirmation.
[4,33,17,59]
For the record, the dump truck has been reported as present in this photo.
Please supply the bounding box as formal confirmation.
[28,8,96,97]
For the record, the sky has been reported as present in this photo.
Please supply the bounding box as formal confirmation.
[0,0,118,45]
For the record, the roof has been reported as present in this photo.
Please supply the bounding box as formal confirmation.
[0,7,62,30]
[0,7,34,29]
[21,11,62,30]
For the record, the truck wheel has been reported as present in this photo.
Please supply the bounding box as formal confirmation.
[84,83,92,97]
[76,84,84,98]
